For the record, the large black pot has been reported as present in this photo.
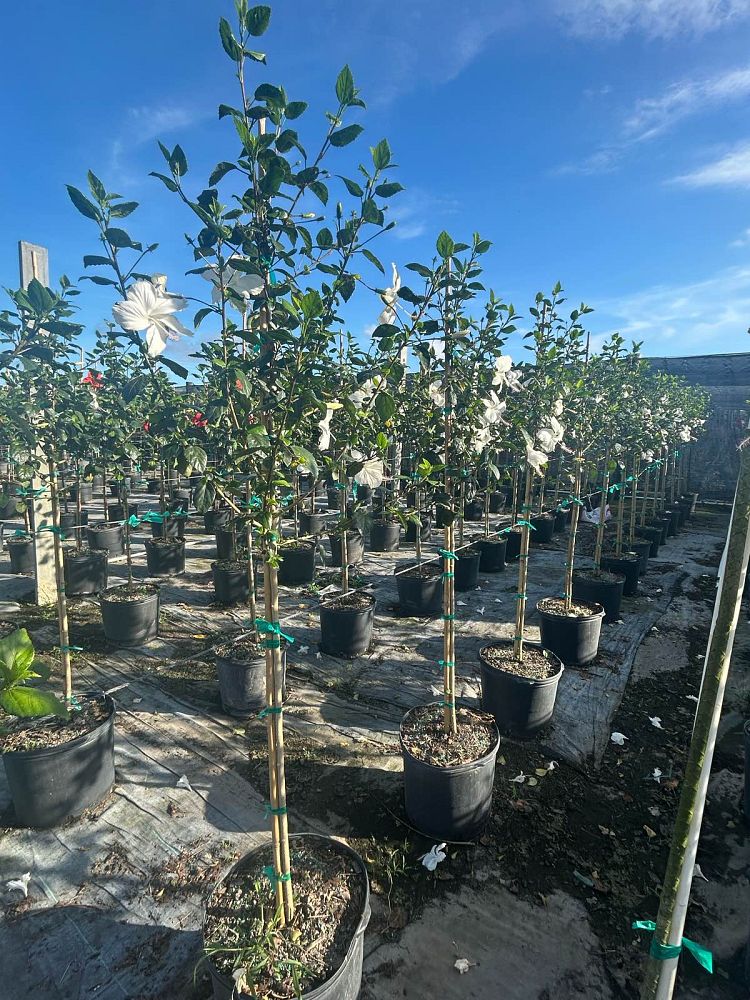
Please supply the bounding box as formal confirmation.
[401,704,500,841]
[109,480,130,498]
[215,648,287,717]
[68,484,93,504]
[299,511,326,536]
[664,508,680,536]
[530,513,555,544]
[489,492,505,514]
[171,488,192,507]
[650,516,670,545]
[146,478,161,494]
[537,598,604,666]
[635,525,662,557]
[601,553,640,596]
[7,539,35,575]
[87,523,125,556]
[145,537,185,577]
[278,542,316,585]
[100,585,160,646]
[153,515,187,539]
[504,528,522,561]
[404,515,431,544]
[328,530,364,567]
[319,595,375,657]
[476,537,506,573]
[2,693,115,829]
[572,571,625,623]
[203,834,370,1000]
[64,548,108,596]
[369,521,401,552]
[107,502,139,523]
[395,563,443,616]
[554,508,570,532]
[464,500,484,522]
[327,487,342,511]
[479,640,564,737]
[354,483,372,504]
[212,562,250,605]
[629,539,652,575]
[59,510,89,533]
[216,524,248,560]
[452,548,481,591]
[203,508,232,534]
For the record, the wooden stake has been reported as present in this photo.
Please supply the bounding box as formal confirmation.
[513,467,533,660]
[594,447,610,570]
[563,456,583,612]
[48,457,72,704]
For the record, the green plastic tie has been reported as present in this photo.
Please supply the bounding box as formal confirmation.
[264,803,288,818]
[442,406,452,414]
[518,553,530,559]
[127,514,141,528]
[514,519,536,530]
[438,659,454,667]
[439,700,456,708]
[632,921,712,974]
[38,525,66,538]
[262,866,292,885]
[259,705,283,719]
[13,530,30,538]
[443,571,454,579]
[255,618,295,645]
[515,593,527,599]
[438,548,457,559]
[442,614,456,621]
[16,486,46,498]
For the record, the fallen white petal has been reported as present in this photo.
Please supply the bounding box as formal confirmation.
[457,600,467,607]
[176,775,193,791]
[419,843,447,871]
[686,695,699,703]
[652,768,662,783]
[610,732,628,746]
[693,863,708,882]
[6,873,31,898]
[298,645,310,654]
[649,716,663,730]
[454,958,473,974]
[477,607,486,616]
[510,772,526,783]
[545,760,558,771]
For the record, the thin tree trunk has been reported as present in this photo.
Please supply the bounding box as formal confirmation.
[513,467,533,660]
[48,455,72,705]
[564,457,583,612]
[594,447,611,570]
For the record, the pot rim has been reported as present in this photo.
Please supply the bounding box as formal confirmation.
[144,536,185,548]
[572,569,626,588]
[536,597,605,622]
[320,593,377,613]
[64,548,108,563]
[478,640,565,686]
[399,702,500,774]
[2,692,115,761]
[394,560,442,579]
[202,833,370,1000]
[211,561,249,574]
[100,582,160,604]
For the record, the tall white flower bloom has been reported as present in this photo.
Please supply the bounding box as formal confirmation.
[536,416,564,453]
[492,354,513,387]
[200,262,264,308]
[526,444,549,476]
[318,407,335,451]
[377,263,401,326]
[428,382,445,408]
[349,376,386,408]
[472,424,493,453]
[112,279,192,357]
[481,391,507,426]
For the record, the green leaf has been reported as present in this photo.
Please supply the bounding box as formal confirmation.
[374,181,403,198]
[218,103,241,119]
[309,181,329,205]
[260,159,286,197]
[83,255,112,268]
[375,392,396,421]
[104,227,138,249]
[286,101,307,120]
[193,480,216,514]
[109,201,139,218]
[405,262,432,278]
[316,227,334,249]
[436,231,454,259]
[329,124,363,148]
[0,687,67,719]
[160,356,189,380]
[338,175,363,197]
[361,198,382,224]
[149,171,179,192]
[291,446,318,480]
[371,139,391,170]
[244,50,266,63]
[66,185,100,221]
[0,628,34,686]
[123,375,147,402]
[339,274,356,302]
[361,248,384,274]
[245,4,271,34]
[87,170,107,203]
[194,306,215,329]
[170,145,188,177]
[397,286,423,305]
[183,444,208,474]
[208,161,237,186]
[255,83,284,105]
[335,65,355,105]
[219,16,242,59]
[82,275,118,287]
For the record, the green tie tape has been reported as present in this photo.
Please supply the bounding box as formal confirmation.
[264,803,288,818]
[632,921,712,974]
[442,614,456,621]
[514,520,536,530]
[259,705,283,719]
[38,525,66,538]
[443,571,454,579]
[438,549,456,559]
[438,659,454,667]
[262,866,292,886]
[439,700,456,708]
[255,618,295,645]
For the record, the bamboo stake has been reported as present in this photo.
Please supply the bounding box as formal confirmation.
[640,469,650,527]
[76,464,83,553]
[563,456,584,612]
[48,457,72,705]
[442,260,456,736]
[594,447,611,570]
[339,476,349,595]
[629,457,640,547]
[513,467,533,660]
[640,442,750,999]
[102,467,109,523]
[614,462,624,557]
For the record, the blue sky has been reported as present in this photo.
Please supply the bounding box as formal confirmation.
[2,0,750,368]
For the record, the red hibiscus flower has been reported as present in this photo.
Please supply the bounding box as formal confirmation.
[235,378,243,390]
[192,411,208,428]
[142,421,151,432]
[81,370,103,390]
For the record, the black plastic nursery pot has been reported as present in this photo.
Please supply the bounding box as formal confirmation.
[7,538,35,575]
[629,539,653,575]
[451,548,481,591]
[395,562,444,616]
[68,484,93,504]
[476,536,507,572]
[327,487,341,511]
[600,553,640,596]
[171,488,192,507]
[572,570,625,623]
[478,640,564,737]
[319,593,375,657]
[369,520,401,552]
[328,530,365,567]
[64,548,109,596]
[59,510,89,532]
[100,584,160,646]
[554,508,570,532]
[107,502,139,523]
[202,834,371,1000]
[435,505,452,529]
[87,523,125,556]
[299,511,326,536]
[212,561,250,605]
[203,508,232,534]
[665,508,681,536]
[145,537,185,577]
[92,474,104,489]
[278,541,316,586]
[650,516,670,545]
[404,515,431,544]
[463,500,484,522]
[400,705,500,841]
[153,515,187,539]
[537,597,605,666]
[355,484,372,504]
[489,492,505,514]
[2,693,116,829]
[504,527,522,561]
[146,478,161,494]
[215,646,287,717]
[109,481,130,498]
[635,525,662,557]
[530,513,555,544]
[216,524,247,560]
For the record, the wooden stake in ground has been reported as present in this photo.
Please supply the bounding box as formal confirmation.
[441,259,456,736]
[639,441,750,1000]
[47,457,73,705]
[563,456,584,611]
[593,447,611,570]
[513,467,533,660]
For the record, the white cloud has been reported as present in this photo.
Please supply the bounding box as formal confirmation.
[672,143,750,188]
[731,227,750,247]
[389,190,460,241]
[553,0,750,40]
[108,103,208,188]
[592,265,750,351]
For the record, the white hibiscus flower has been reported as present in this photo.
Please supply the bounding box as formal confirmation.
[112,278,192,358]
[491,354,513,387]
[199,261,264,308]
[526,444,549,476]
[427,382,445,408]
[481,391,507,426]
[318,407,335,451]
[377,263,401,326]
[354,458,385,489]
